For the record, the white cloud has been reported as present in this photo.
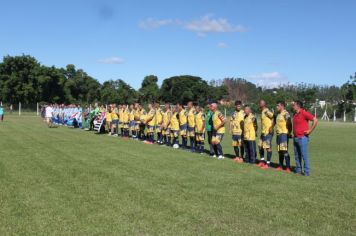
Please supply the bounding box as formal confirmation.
[139,15,247,36]
[98,57,124,64]
[217,42,227,48]
[139,18,174,30]
[248,72,290,89]
[183,15,247,36]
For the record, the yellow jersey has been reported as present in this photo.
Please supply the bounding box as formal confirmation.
[118,108,124,121]
[155,108,163,125]
[121,108,129,123]
[276,110,291,135]
[163,110,172,128]
[261,108,274,135]
[230,110,244,135]
[212,110,225,134]
[111,108,119,120]
[170,112,179,130]
[129,109,135,122]
[179,109,188,125]
[134,109,141,123]
[187,108,196,128]
[195,111,205,133]
[139,109,147,124]
[244,113,257,141]
[146,109,156,126]
[106,112,112,122]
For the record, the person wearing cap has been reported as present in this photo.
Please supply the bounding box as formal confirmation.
[210,101,226,159]
[230,100,245,163]
[292,100,318,176]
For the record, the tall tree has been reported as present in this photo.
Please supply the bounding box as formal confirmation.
[139,75,160,102]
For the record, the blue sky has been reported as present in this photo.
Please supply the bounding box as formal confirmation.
[1,0,355,89]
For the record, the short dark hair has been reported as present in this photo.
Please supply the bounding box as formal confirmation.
[277,101,286,107]
[294,100,303,108]
[235,100,242,106]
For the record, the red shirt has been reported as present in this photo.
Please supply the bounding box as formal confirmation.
[293,109,314,138]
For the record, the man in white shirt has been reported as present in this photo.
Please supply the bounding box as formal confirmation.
[45,105,54,127]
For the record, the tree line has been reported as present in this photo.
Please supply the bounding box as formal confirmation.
[0,55,355,115]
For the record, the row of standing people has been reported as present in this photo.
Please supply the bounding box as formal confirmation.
[101,99,317,176]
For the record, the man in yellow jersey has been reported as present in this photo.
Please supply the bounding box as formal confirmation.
[133,102,141,140]
[144,103,156,144]
[170,105,180,149]
[275,101,293,172]
[195,105,205,154]
[129,104,136,138]
[230,100,245,163]
[106,105,112,135]
[111,104,119,136]
[155,102,164,144]
[139,104,147,141]
[258,100,274,169]
[187,101,196,152]
[243,105,258,164]
[162,102,172,146]
[178,103,188,149]
[118,105,124,137]
[121,104,130,138]
[210,102,225,159]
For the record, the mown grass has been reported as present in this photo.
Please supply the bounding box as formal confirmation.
[0,116,355,235]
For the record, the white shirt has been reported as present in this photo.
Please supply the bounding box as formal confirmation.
[45,106,54,118]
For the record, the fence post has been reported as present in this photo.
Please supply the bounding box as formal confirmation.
[343,111,346,122]
[333,110,336,122]
[19,102,21,116]
[354,108,356,123]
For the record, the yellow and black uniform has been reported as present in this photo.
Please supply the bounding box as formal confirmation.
[162,109,172,145]
[276,109,292,169]
[121,108,130,137]
[244,113,258,163]
[187,108,196,137]
[259,108,274,149]
[230,110,244,147]
[211,110,225,157]
[170,111,180,146]
[258,107,274,165]
[155,108,163,132]
[230,110,245,158]
[111,108,119,129]
[118,108,124,129]
[179,109,188,148]
[105,110,112,132]
[129,109,135,132]
[146,109,156,134]
[138,108,147,140]
[195,111,205,153]
[179,109,188,136]
[134,108,141,132]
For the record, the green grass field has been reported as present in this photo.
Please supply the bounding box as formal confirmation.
[0,116,355,235]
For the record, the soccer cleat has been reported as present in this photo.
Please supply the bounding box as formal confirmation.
[173,144,179,149]
[233,157,239,161]
[260,164,269,169]
[276,166,284,171]
[218,155,225,160]
[237,157,244,163]
[213,155,217,158]
[257,162,265,167]
[284,168,292,173]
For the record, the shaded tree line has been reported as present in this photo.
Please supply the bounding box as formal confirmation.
[0,55,355,113]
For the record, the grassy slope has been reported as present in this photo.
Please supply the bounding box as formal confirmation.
[0,116,355,235]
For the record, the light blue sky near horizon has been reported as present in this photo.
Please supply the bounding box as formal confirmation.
[0,0,355,89]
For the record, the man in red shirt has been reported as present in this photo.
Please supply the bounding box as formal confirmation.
[292,101,318,176]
